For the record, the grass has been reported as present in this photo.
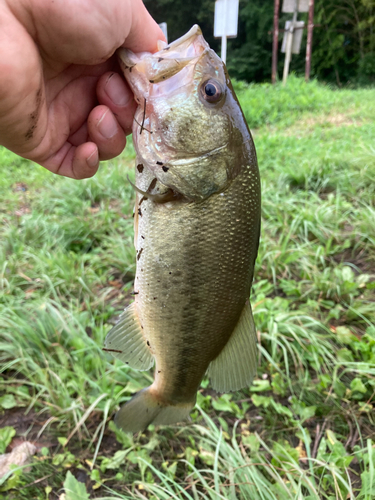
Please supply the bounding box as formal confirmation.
[0,75,374,499]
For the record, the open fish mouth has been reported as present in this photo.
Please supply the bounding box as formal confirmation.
[117,25,209,94]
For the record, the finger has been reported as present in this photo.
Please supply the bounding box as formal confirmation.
[87,105,127,161]
[13,0,166,66]
[96,72,136,135]
[69,121,89,147]
[72,143,100,179]
[125,0,166,53]
[40,141,100,179]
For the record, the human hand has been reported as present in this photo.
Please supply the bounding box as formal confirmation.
[0,0,165,178]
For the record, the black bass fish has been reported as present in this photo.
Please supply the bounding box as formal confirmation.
[105,25,261,432]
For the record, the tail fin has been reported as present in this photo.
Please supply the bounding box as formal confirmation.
[115,387,194,433]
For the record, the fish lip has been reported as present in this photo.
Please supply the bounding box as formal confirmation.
[117,47,140,70]
[118,24,203,64]
[163,24,202,51]
[117,24,207,83]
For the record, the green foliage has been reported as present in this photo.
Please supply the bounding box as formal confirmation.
[63,471,90,500]
[312,0,375,84]
[358,52,375,84]
[0,395,16,410]
[233,75,340,128]
[0,79,375,498]
[226,0,275,82]
[144,0,217,51]
[0,426,16,454]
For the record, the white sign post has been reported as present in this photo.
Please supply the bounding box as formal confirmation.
[214,0,239,64]
[281,0,308,84]
[158,22,168,43]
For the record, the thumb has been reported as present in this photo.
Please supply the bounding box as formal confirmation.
[124,0,166,53]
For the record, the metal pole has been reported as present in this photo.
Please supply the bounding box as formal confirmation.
[221,0,228,64]
[282,1,298,85]
[158,23,168,44]
[272,0,280,84]
[305,0,315,81]
[221,34,227,64]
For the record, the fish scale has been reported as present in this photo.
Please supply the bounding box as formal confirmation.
[136,168,259,402]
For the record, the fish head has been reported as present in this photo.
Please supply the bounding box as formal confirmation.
[118,25,252,201]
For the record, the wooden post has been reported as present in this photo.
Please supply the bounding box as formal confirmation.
[305,0,315,81]
[272,0,280,84]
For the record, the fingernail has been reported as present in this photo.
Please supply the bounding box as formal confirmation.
[105,73,131,106]
[97,109,117,139]
[87,148,99,169]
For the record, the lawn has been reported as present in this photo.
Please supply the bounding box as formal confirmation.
[0,76,374,499]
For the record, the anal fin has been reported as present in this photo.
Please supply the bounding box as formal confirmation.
[207,301,258,392]
[104,303,154,371]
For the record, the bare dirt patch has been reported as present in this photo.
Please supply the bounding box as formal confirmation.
[332,247,374,274]
[0,407,57,452]
[283,112,366,137]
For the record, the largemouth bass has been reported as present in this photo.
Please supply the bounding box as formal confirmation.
[105,25,261,433]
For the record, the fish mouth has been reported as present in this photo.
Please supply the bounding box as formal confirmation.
[117,25,208,88]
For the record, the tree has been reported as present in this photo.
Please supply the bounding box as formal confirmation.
[312,0,375,84]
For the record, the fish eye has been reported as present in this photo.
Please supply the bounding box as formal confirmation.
[200,79,223,103]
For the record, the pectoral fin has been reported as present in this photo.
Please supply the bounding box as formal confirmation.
[128,176,179,204]
[207,301,258,392]
[104,303,154,371]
